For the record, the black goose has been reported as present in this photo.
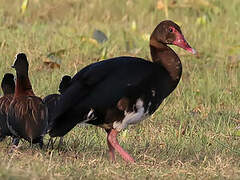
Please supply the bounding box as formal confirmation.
[7,53,48,148]
[49,20,196,163]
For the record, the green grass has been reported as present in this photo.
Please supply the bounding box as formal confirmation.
[0,0,240,179]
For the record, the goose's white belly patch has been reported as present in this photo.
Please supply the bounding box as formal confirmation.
[113,98,149,131]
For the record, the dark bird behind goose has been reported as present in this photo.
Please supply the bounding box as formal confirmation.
[49,20,196,163]
[0,73,18,143]
[7,53,48,148]
[43,75,71,148]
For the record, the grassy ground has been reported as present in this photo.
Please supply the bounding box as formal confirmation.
[0,0,240,179]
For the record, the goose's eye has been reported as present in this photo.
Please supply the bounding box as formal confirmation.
[168,28,173,33]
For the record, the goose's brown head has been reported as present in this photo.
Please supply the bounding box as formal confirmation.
[150,20,196,54]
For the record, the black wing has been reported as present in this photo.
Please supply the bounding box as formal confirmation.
[51,56,155,120]
[49,56,163,137]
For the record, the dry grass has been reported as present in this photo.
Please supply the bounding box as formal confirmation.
[0,0,240,179]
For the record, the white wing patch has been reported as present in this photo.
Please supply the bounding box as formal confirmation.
[82,108,96,123]
[113,98,149,131]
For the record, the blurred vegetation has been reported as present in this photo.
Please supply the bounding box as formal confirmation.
[0,0,240,179]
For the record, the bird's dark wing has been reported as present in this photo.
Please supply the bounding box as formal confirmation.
[8,96,48,141]
[0,95,13,137]
[51,56,154,120]
[49,57,160,137]
[43,94,60,131]
[43,94,59,104]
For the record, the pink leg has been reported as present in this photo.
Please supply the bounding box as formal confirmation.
[107,136,116,162]
[106,129,116,162]
[107,129,135,163]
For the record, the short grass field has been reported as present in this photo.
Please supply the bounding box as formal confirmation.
[0,0,240,179]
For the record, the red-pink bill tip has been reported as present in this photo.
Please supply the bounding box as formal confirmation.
[186,47,197,55]
[172,31,196,55]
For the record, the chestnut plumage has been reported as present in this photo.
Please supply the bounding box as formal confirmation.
[0,73,15,141]
[7,53,48,147]
[49,20,196,163]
